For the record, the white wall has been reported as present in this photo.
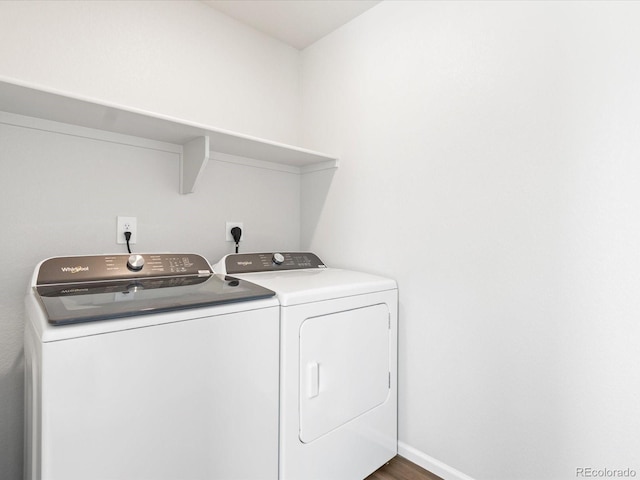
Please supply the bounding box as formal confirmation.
[0,0,299,144]
[301,2,640,479]
[0,2,301,479]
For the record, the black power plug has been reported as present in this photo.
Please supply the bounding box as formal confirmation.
[231,226,242,253]
[124,231,133,254]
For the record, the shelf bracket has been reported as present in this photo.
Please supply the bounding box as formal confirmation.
[180,136,210,194]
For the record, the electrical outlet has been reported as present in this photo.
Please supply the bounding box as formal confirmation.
[226,222,243,242]
[116,216,137,245]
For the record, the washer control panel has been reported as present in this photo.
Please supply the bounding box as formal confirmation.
[37,254,212,285]
[222,252,325,274]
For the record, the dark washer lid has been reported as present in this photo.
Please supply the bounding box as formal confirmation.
[34,254,275,325]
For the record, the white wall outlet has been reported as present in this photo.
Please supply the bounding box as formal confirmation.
[226,222,243,242]
[116,216,137,245]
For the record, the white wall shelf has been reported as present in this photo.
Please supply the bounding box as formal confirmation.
[0,78,339,194]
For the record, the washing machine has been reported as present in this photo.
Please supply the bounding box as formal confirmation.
[24,253,280,480]
[213,252,398,480]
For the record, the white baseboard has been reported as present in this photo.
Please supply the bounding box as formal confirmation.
[398,441,476,480]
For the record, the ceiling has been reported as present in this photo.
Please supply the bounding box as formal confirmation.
[203,0,381,50]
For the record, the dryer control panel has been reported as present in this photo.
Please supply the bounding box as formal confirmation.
[221,252,326,274]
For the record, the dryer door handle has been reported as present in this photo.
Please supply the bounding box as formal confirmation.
[307,362,319,399]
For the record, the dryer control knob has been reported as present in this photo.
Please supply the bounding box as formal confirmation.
[272,253,285,265]
[127,254,145,271]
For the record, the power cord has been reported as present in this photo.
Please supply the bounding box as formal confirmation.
[124,231,133,254]
[231,226,242,253]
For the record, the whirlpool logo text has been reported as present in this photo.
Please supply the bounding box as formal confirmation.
[60,266,89,274]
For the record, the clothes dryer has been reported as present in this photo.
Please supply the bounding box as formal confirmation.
[25,253,279,480]
[214,252,398,480]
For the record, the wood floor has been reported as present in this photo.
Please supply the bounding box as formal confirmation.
[366,456,444,480]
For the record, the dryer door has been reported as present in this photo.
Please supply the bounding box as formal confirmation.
[299,303,390,443]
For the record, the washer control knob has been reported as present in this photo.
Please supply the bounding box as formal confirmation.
[127,254,145,271]
[272,253,285,265]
